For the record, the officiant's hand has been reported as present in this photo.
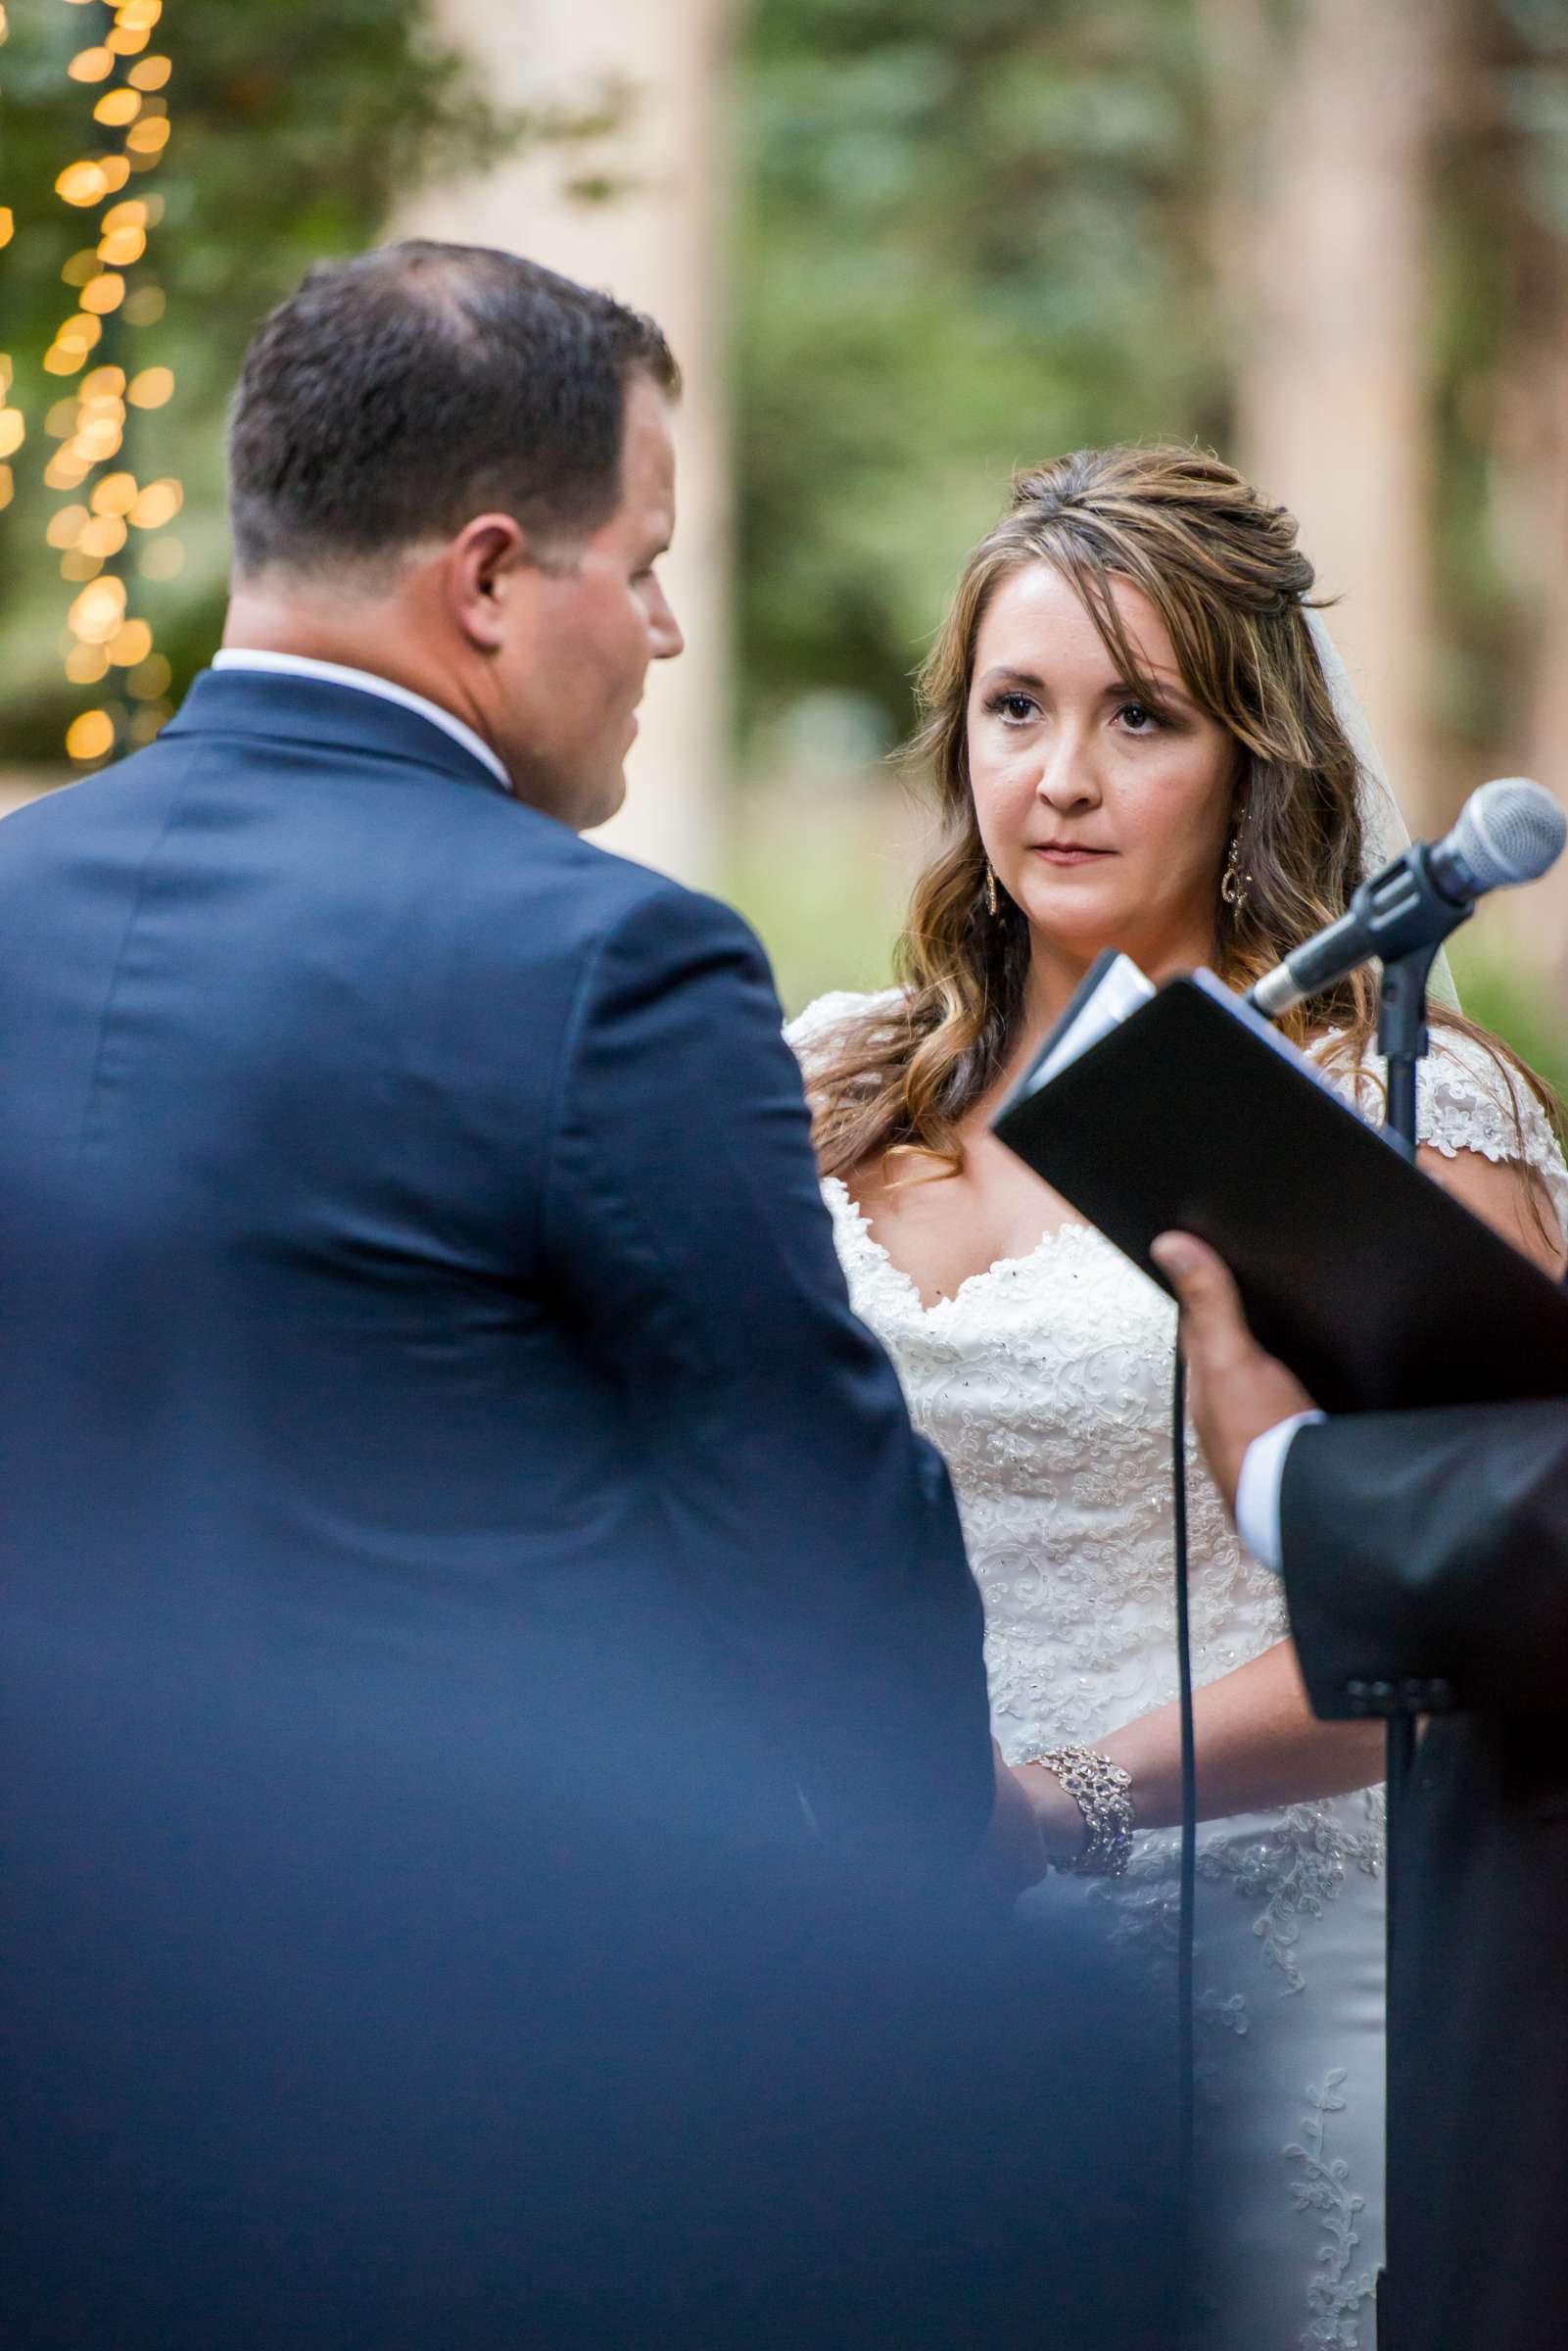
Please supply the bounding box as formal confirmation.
[1151,1231,1314,1514]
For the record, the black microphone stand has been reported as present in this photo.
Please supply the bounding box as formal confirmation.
[1371,934,1445,2351]
[1377,939,1443,1170]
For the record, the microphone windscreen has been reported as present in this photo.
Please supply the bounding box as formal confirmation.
[1452,778,1566,891]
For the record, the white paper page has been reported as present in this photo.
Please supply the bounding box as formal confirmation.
[1020,953,1155,1097]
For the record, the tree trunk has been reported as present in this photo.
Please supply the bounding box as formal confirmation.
[1225,0,1457,837]
[1485,207,1568,998]
[400,0,736,887]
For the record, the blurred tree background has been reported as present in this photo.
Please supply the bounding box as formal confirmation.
[731,0,1568,1062]
[3,0,1567,1065]
[0,0,584,763]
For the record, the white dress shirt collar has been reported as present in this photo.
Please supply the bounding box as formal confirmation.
[212,649,511,794]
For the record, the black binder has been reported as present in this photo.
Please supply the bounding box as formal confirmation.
[992,972,1568,1415]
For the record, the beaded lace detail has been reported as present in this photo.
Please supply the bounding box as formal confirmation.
[1288,2071,1378,2346]
[1322,1022,1568,1234]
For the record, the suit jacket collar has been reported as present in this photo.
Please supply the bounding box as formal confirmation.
[163,667,514,798]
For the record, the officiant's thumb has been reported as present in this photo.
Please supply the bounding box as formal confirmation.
[1150,1231,1203,1287]
[1150,1230,1244,1341]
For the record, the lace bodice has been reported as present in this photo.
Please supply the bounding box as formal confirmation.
[789,987,1568,1786]
[787,988,1568,2344]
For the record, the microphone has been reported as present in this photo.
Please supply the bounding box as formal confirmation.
[1248,778,1566,1019]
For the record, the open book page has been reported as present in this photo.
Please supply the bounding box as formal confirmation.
[1010,951,1155,1104]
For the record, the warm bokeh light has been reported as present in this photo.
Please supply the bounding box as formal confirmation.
[69,576,129,644]
[48,1,180,768]
[127,366,174,408]
[80,272,127,315]
[91,471,140,518]
[66,710,116,762]
[99,225,147,266]
[56,160,110,207]
[0,408,24,459]
[0,467,13,513]
[75,418,124,460]
[79,514,129,558]
[93,88,142,127]
[0,209,13,251]
[108,619,155,667]
[46,505,89,551]
[66,645,111,686]
[129,478,181,529]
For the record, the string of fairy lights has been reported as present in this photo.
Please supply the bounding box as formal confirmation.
[0,9,18,521]
[44,0,181,766]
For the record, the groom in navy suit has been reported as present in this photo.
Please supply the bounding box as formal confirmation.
[0,246,1175,2347]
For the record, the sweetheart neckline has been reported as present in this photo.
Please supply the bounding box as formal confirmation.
[820,1175,1099,1319]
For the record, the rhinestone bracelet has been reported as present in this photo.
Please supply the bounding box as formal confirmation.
[1027,1744,1135,1878]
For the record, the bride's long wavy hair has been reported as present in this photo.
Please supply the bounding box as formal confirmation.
[809,445,1552,1182]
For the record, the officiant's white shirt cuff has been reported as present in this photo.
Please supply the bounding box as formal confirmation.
[1237,1411,1326,1571]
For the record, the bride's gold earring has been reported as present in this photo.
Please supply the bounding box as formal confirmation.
[1220,825,1251,913]
[984,861,1001,919]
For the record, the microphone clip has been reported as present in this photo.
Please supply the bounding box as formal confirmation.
[1350,840,1472,968]
[1249,842,1471,1020]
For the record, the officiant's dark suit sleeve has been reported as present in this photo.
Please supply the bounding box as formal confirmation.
[1278,1405,1568,2351]
[1280,1400,1568,1718]
[539,880,993,1867]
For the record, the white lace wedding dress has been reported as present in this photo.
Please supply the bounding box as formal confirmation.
[790,990,1568,2351]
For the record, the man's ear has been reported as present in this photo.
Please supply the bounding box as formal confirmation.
[446,513,533,654]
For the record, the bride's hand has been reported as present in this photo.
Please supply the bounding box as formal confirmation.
[977,1739,1053,1895]
[978,1744,1092,1893]
[1014,1762,1093,1865]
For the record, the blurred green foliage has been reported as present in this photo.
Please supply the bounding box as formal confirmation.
[0,0,545,760]
[735,0,1227,755]
[732,0,1568,1071]
[1452,934,1568,1102]
[4,0,1566,1082]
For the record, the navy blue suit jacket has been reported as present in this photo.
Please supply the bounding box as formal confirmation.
[0,670,995,2344]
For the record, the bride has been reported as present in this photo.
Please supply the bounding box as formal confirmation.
[788,445,1568,2349]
